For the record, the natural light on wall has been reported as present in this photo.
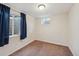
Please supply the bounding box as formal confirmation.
[41,17,50,24]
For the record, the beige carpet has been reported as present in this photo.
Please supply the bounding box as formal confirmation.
[10,40,73,56]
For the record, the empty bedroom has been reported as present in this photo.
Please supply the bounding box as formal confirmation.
[0,3,79,56]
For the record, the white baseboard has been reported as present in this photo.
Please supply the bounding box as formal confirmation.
[68,46,74,56]
[36,39,68,47]
[8,39,34,56]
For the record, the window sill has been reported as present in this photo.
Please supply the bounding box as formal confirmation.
[9,34,20,38]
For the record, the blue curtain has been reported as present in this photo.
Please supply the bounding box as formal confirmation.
[0,4,10,47]
[20,13,27,39]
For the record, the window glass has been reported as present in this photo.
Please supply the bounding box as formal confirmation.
[9,16,13,35]
[14,16,20,35]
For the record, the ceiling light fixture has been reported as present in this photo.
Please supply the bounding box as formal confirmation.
[38,4,46,10]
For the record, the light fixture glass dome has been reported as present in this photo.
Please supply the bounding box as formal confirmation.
[38,4,46,10]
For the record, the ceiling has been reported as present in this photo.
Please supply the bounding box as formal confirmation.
[7,3,73,18]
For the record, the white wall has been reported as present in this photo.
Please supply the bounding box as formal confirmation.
[35,14,68,46]
[68,4,79,56]
[1,3,79,56]
[0,14,35,56]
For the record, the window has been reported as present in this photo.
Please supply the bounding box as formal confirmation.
[14,16,20,34]
[9,10,20,36]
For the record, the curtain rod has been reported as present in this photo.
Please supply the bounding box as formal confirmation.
[10,7,21,13]
[10,6,26,14]
[3,3,21,13]
[10,6,21,13]
[3,3,26,14]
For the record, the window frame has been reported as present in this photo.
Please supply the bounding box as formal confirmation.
[9,15,20,37]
